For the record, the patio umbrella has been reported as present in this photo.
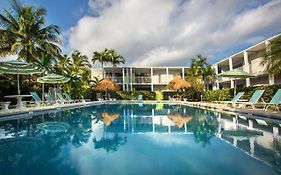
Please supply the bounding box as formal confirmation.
[95,77,119,100]
[0,60,42,95]
[166,76,191,90]
[167,76,191,100]
[37,74,70,101]
[168,114,192,128]
[218,69,255,95]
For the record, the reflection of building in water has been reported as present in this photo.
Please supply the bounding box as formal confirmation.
[92,109,281,173]
[217,112,281,173]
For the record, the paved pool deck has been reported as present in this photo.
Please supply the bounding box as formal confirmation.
[0,100,280,121]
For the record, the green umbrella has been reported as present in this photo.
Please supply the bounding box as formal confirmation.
[37,73,70,84]
[218,69,256,95]
[0,60,42,95]
[37,74,70,101]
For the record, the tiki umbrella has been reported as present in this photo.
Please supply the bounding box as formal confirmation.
[0,60,42,95]
[95,77,119,100]
[218,69,255,95]
[37,74,70,101]
[167,76,191,99]
[168,114,192,128]
[101,113,120,126]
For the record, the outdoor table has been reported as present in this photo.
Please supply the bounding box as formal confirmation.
[4,95,32,109]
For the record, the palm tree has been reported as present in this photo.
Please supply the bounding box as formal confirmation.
[107,49,125,81]
[262,36,281,75]
[187,55,214,90]
[0,0,61,62]
[61,51,91,99]
[92,49,110,78]
[33,52,56,100]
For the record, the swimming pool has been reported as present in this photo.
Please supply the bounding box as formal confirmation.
[0,103,280,175]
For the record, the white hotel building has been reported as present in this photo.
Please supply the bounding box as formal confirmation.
[92,33,281,91]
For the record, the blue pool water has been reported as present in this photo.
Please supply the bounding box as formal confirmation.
[0,103,280,175]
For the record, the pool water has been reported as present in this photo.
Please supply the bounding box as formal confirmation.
[0,103,280,175]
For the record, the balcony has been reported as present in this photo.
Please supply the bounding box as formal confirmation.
[110,76,123,84]
[133,76,151,84]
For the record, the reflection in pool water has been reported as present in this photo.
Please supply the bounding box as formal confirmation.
[0,103,280,175]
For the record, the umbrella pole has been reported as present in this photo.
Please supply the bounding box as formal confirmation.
[17,73,20,95]
[42,84,44,102]
[16,64,20,95]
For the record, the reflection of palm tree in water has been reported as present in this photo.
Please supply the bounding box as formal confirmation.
[190,111,218,147]
[93,133,127,153]
[93,112,127,152]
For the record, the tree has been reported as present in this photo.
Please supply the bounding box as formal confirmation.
[0,0,61,62]
[59,51,91,99]
[92,48,110,78]
[262,36,281,76]
[187,55,215,90]
[107,49,125,81]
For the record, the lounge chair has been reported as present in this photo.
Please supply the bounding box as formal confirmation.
[237,89,265,109]
[137,95,143,100]
[264,89,281,111]
[216,92,244,107]
[96,93,103,101]
[56,93,66,104]
[30,92,45,106]
[45,93,55,105]
[63,93,76,103]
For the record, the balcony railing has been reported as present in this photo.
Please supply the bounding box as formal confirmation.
[133,76,151,84]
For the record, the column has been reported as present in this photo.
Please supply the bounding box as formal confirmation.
[126,68,129,91]
[130,68,133,90]
[151,68,154,91]
[243,51,251,87]
[213,64,219,90]
[182,67,185,79]
[122,68,125,90]
[229,57,234,88]
[266,41,275,85]
[269,74,275,85]
[166,67,169,83]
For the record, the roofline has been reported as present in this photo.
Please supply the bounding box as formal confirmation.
[103,66,190,69]
[214,33,281,65]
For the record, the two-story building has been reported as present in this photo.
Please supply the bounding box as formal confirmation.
[212,33,281,90]
[92,67,189,91]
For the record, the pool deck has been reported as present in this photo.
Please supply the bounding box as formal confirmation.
[0,100,280,121]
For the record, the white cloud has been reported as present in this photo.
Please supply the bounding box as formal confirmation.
[68,0,281,66]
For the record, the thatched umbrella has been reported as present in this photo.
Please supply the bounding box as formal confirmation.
[168,114,192,128]
[95,77,119,100]
[101,113,120,126]
[167,76,191,100]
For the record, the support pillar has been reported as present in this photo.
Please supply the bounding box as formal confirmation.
[243,51,251,87]
[151,68,154,91]
[229,57,234,88]
[130,68,133,91]
[122,68,125,90]
[182,67,185,79]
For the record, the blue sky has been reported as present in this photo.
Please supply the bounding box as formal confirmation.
[1,0,281,66]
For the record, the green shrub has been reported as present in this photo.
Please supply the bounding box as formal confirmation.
[155,91,163,100]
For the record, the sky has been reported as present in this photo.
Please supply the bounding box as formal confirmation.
[1,0,281,67]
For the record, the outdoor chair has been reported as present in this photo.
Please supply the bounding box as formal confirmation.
[237,89,265,109]
[56,93,66,104]
[96,93,103,101]
[217,92,245,107]
[264,89,281,111]
[64,93,82,103]
[45,93,56,105]
[137,95,143,100]
[30,92,45,106]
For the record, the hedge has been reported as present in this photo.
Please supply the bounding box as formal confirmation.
[202,84,281,102]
